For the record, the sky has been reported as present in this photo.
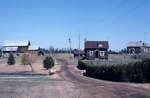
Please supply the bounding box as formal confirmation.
[0,0,150,50]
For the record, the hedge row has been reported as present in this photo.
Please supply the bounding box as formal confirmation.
[77,59,150,83]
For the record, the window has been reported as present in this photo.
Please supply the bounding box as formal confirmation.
[99,51,104,56]
[89,51,94,56]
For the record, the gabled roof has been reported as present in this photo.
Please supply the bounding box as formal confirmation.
[3,40,30,47]
[127,41,150,47]
[85,41,109,49]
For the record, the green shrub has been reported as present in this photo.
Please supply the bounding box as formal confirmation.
[85,64,124,82]
[43,56,54,70]
[0,50,2,58]
[7,53,15,65]
[77,60,87,70]
[125,62,144,83]
[142,59,150,82]
[78,59,150,83]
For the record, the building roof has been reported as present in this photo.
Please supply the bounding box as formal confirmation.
[85,41,109,49]
[2,47,18,52]
[28,46,39,51]
[127,41,150,47]
[73,49,84,54]
[3,40,30,47]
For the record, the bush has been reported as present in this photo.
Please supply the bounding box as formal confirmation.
[85,64,124,82]
[21,53,30,65]
[7,53,15,65]
[78,59,150,83]
[0,50,2,58]
[21,53,36,72]
[142,59,150,82]
[38,50,44,56]
[43,56,54,70]
[77,60,87,70]
[81,55,87,60]
[125,62,144,83]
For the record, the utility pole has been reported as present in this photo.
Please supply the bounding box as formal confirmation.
[69,33,72,59]
[78,32,81,60]
[49,46,53,56]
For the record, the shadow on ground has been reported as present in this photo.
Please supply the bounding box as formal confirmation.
[0,71,48,77]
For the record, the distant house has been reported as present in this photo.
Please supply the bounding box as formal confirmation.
[28,46,39,54]
[127,41,150,54]
[85,41,109,59]
[73,49,84,58]
[2,40,30,53]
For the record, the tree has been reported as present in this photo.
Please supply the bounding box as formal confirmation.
[120,48,127,54]
[21,53,35,72]
[43,56,55,74]
[21,53,30,65]
[7,53,15,65]
[0,49,2,58]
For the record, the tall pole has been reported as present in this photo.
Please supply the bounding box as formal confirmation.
[69,33,72,58]
[78,32,81,60]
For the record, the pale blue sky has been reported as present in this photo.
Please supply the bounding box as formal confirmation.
[0,0,150,50]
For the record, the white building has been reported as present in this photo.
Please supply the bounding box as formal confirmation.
[2,40,31,53]
[127,41,150,54]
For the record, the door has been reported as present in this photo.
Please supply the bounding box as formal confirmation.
[95,50,99,58]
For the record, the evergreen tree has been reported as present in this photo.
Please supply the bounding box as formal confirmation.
[7,53,15,65]
[43,56,54,71]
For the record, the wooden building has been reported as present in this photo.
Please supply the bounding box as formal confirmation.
[28,46,39,55]
[84,41,109,59]
[2,40,30,53]
[73,49,84,58]
[127,41,150,54]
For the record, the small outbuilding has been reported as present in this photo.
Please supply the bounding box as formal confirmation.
[73,49,84,58]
